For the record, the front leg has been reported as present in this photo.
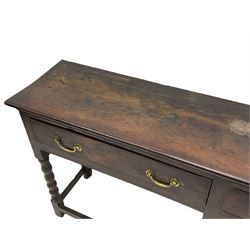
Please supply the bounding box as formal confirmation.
[39,155,64,217]
[37,152,91,218]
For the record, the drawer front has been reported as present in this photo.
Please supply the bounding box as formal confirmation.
[30,119,211,212]
[222,188,250,218]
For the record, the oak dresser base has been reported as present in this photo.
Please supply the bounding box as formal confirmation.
[5,60,250,219]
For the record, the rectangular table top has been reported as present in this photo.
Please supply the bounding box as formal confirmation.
[5,60,250,183]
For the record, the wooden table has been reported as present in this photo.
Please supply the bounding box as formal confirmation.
[5,60,250,218]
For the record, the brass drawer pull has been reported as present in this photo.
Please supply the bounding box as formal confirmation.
[146,169,180,188]
[53,136,82,153]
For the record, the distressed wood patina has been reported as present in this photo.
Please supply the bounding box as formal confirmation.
[5,60,250,218]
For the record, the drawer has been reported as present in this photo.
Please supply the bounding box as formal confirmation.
[30,119,212,212]
[222,188,250,218]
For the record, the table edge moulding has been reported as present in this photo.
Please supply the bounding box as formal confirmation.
[4,60,250,219]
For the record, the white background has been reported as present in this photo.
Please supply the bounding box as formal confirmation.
[0,0,249,249]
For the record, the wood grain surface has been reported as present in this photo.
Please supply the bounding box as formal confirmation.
[5,60,250,183]
[222,188,250,218]
[30,118,211,211]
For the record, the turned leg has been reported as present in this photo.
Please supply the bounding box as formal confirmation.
[36,151,91,218]
[39,156,64,217]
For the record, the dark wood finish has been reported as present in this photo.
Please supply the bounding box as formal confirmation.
[61,166,92,200]
[5,60,249,183]
[203,178,249,219]
[202,178,229,218]
[38,153,92,218]
[39,157,62,205]
[4,60,250,218]
[39,155,64,217]
[30,118,211,211]
[222,188,250,218]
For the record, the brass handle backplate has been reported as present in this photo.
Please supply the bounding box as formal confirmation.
[53,136,82,153]
[146,169,180,188]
